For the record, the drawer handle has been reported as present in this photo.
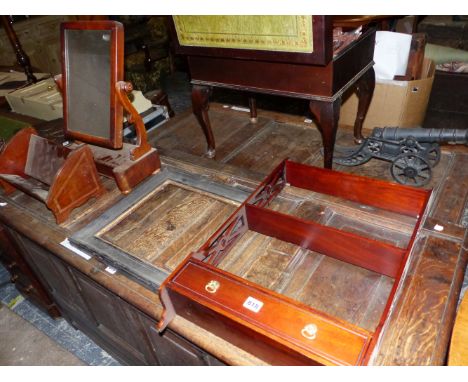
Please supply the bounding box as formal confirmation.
[205,280,220,294]
[301,324,318,340]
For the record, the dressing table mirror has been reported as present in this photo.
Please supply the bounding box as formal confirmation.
[56,20,161,194]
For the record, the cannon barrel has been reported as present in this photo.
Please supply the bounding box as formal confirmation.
[372,127,468,144]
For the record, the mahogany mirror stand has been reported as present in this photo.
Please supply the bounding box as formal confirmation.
[0,20,160,223]
[57,20,160,194]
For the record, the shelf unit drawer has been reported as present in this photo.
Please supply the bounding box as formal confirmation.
[169,260,372,365]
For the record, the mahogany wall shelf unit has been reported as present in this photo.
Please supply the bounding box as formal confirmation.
[169,16,376,168]
[0,127,105,224]
[58,20,160,194]
[158,159,432,365]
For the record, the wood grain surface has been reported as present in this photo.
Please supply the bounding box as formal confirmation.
[100,181,238,273]
[448,291,468,365]
[0,104,466,365]
[212,187,412,332]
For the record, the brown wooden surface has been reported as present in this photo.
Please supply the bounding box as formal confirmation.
[99,181,238,273]
[115,81,152,160]
[394,33,426,81]
[448,291,468,365]
[0,105,466,365]
[148,106,468,365]
[0,225,60,317]
[89,144,161,195]
[424,71,468,131]
[158,156,430,365]
[246,204,405,278]
[168,260,372,365]
[285,160,429,218]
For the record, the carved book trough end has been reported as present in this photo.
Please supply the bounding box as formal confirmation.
[158,159,432,365]
[0,127,105,224]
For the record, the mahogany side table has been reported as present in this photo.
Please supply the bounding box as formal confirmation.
[169,16,376,168]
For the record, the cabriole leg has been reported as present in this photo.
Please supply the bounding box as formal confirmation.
[248,96,258,124]
[309,98,341,169]
[353,67,375,144]
[192,85,216,159]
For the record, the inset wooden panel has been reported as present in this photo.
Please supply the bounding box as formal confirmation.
[99,181,238,272]
[224,121,321,175]
[156,109,269,161]
[70,167,249,290]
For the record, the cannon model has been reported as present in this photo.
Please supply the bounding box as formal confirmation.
[333,127,468,186]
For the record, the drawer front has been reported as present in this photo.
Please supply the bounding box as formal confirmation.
[170,261,371,365]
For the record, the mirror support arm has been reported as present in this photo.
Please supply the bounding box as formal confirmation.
[115,81,152,160]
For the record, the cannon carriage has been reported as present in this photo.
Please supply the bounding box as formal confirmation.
[333,127,468,186]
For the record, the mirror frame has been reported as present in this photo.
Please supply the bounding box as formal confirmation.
[60,20,124,149]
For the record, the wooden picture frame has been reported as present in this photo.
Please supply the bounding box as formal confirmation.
[61,21,124,149]
[158,160,432,365]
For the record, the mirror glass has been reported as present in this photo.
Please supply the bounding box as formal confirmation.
[64,29,111,139]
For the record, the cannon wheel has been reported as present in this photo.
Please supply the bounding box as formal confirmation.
[391,153,432,187]
[426,143,441,167]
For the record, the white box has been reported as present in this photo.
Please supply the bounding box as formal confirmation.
[6,77,63,121]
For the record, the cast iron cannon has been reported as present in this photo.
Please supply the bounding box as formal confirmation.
[333,127,468,186]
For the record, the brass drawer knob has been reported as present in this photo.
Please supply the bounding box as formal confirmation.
[10,274,19,283]
[301,324,318,340]
[205,280,220,294]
